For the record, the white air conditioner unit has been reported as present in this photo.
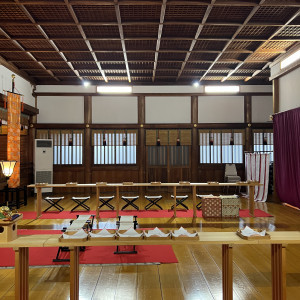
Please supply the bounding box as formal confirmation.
[34,139,53,193]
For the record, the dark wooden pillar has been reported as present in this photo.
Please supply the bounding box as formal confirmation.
[84,96,92,191]
[244,95,252,153]
[191,96,198,182]
[272,78,279,199]
[28,115,36,185]
[138,96,145,188]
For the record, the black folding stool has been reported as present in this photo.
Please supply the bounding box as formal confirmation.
[53,215,95,262]
[196,194,202,210]
[121,196,139,210]
[145,195,163,210]
[98,196,115,210]
[71,196,90,211]
[43,196,64,212]
[171,195,189,210]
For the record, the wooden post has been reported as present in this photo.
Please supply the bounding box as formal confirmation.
[138,96,145,193]
[222,244,233,300]
[244,95,252,153]
[192,185,197,218]
[271,244,286,300]
[69,246,80,300]
[173,186,177,217]
[14,247,29,300]
[96,186,100,220]
[249,185,255,216]
[36,186,42,218]
[84,96,92,193]
[191,96,198,183]
[116,186,120,217]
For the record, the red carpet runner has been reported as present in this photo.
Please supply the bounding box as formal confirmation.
[0,230,178,267]
[21,209,272,219]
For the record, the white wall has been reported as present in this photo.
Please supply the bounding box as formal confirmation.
[145,96,191,123]
[0,65,35,106]
[36,84,271,94]
[252,96,273,122]
[198,96,244,123]
[37,96,84,123]
[92,96,137,124]
[279,67,300,112]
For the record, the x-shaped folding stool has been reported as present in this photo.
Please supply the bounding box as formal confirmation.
[121,196,139,210]
[43,196,64,212]
[145,195,163,210]
[171,195,189,210]
[196,194,202,209]
[98,196,115,210]
[71,196,90,211]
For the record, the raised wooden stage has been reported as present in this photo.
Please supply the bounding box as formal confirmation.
[0,193,300,300]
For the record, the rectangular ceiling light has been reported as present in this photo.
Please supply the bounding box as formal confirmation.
[205,86,239,93]
[281,49,300,69]
[97,86,132,93]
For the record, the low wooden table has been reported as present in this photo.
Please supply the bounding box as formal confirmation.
[0,231,299,300]
[28,182,261,219]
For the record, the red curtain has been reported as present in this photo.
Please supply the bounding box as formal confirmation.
[7,92,21,188]
[273,107,300,208]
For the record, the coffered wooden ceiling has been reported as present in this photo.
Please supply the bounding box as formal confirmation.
[0,0,300,85]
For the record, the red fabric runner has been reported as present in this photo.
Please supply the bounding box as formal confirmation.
[0,230,178,267]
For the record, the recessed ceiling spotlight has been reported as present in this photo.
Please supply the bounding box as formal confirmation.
[193,81,200,87]
[83,81,90,87]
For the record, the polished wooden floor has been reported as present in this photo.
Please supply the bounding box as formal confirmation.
[1,191,300,300]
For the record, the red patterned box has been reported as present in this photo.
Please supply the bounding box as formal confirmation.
[202,197,222,218]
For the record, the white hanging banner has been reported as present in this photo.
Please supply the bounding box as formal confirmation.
[245,153,270,202]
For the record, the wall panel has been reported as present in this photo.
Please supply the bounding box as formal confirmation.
[145,96,191,123]
[92,96,138,124]
[198,96,244,123]
[37,96,84,124]
[252,96,273,122]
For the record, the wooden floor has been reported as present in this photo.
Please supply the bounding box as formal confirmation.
[1,192,300,300]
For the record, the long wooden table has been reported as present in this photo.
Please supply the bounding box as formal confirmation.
[1,231,299,300]
[28,182,261,219]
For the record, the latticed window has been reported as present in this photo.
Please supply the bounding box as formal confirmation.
[92,130,137,165]
[146,129,191,166]
[199,129,244,164]
[36,130,83,165]
[253,129,273,161]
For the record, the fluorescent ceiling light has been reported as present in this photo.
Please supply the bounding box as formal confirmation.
[83,81,90,87]
[97,86,132,93]
[205,86,239,93]
[281,49,300,69]
[193,81,200,87]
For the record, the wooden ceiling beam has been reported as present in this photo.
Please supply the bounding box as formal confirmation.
[2,0,300,6]
[176,0,216,81]
[0,26,58,82]
[1,20,293,27]
[114,0,131,83]
[64,0,107,82]
[152,0,167,82]
[199,0,265,82]
[223,8,300,82]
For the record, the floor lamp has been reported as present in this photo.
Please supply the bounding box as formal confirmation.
[0,160,17,206]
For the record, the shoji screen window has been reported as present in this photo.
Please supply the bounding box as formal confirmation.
[253,129,273,161]
[36,130,83,165]
[199,130,221,163]
[93,130,137,165]
[199,129,244,163]
[222,130,244,163]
